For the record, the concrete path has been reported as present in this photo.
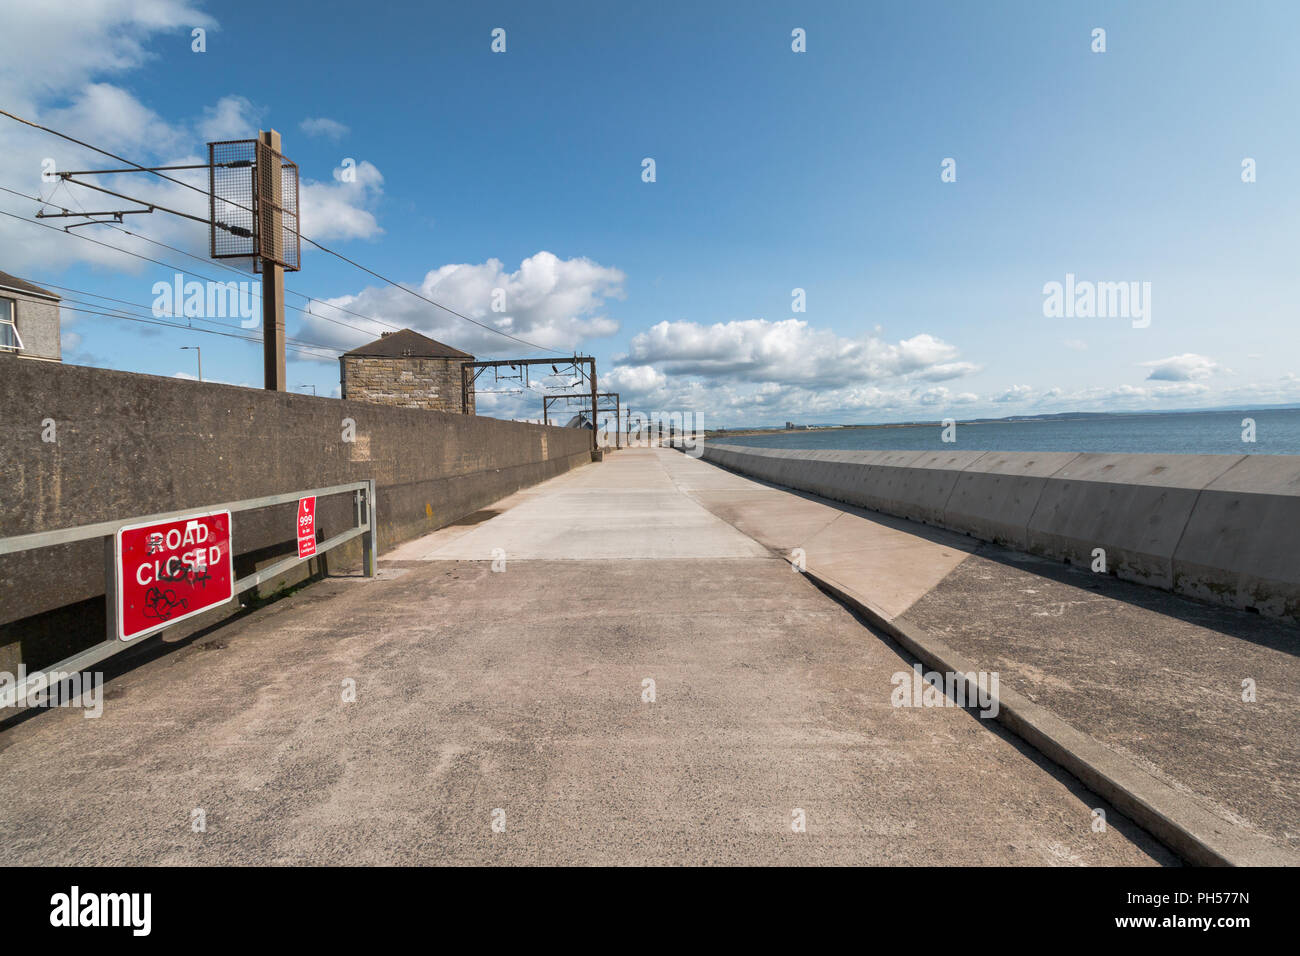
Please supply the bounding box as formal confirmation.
[0,448,1173,865]
[388,450,768,561]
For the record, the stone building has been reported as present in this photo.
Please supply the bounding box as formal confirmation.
[0,270,62,363]
[339,329,475,413]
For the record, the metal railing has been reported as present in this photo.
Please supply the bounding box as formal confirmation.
[0,479,376,711]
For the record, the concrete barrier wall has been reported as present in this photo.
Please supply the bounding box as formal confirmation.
[0,359,593,670]
[703,442,1300,621]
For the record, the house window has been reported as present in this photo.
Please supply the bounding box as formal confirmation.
[0,297,23,352]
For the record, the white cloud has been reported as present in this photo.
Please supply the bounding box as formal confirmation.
[624,319,978,387]
[297,250,625,359]
[198,95,262,142]
[46,82,182,154]
[299,117,350,140]
[604,365,668,393]
[993,384,1032,403]
[0,1,215,112]
[581,316,989,425]
[1064,339,1088,351]
[299,160,385,241]
[1139,353,1219,382]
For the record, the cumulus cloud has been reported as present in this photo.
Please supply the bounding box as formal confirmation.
[299,160,385,241]
[593,333,1242,427]
[993,384,1032,403]
[0,1,215,112]
[625,319,978,387]
[45,82,182,154]
[198,95,262,142]
[1139,353,1219,382]
[573,316,990,425]
[296,250,625,359]
[604,365,668,394]
[299,117,350,140]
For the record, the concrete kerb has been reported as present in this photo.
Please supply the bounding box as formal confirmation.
[793,562,1299,867]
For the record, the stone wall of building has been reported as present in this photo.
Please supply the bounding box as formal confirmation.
[1,291,61,362]
[340,356,474,414]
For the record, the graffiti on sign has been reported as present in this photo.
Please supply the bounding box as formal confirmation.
[116,511,235,641]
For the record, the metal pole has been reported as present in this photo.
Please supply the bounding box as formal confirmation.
[181,346,202,382]
[588,358,598,454]
[104,534,117,642]
[615,394,621,449]
[259,129,287,391]
[363,479,378,577]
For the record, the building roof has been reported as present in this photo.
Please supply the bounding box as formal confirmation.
[342,328,473,360]
[0,270,60,301]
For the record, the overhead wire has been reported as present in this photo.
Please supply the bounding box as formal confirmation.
[0,108,565,354]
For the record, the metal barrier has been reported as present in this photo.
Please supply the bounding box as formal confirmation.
[0,480,376,711]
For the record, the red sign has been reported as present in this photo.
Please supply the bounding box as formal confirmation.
[116,511,234,641]
[297,496,317,558]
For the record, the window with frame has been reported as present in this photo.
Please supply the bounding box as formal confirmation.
[0,297,22,351]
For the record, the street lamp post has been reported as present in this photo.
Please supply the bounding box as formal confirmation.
[180,346,201,382]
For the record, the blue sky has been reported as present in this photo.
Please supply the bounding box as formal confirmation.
[1,0,1297,425]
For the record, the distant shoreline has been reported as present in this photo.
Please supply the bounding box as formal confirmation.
[709,418,1112,439]
[705,405,1300,440]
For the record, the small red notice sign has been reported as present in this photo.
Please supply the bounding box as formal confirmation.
[116,511,235,641]
[297,496,317,559]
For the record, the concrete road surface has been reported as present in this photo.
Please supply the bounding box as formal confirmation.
[0,448,1174,865]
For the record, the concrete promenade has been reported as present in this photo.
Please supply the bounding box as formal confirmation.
[0,448,1196,864]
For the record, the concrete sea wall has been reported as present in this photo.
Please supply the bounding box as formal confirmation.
[0,359,592,670]
[702,443,1300,621]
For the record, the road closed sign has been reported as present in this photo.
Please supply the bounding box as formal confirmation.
[116,510,235,641]
[296,496,317,558]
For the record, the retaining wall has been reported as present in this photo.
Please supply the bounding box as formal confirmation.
[0,359,593,670]
[702,443,1300,621]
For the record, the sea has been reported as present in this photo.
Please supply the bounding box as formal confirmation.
[710,408,1300,456]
